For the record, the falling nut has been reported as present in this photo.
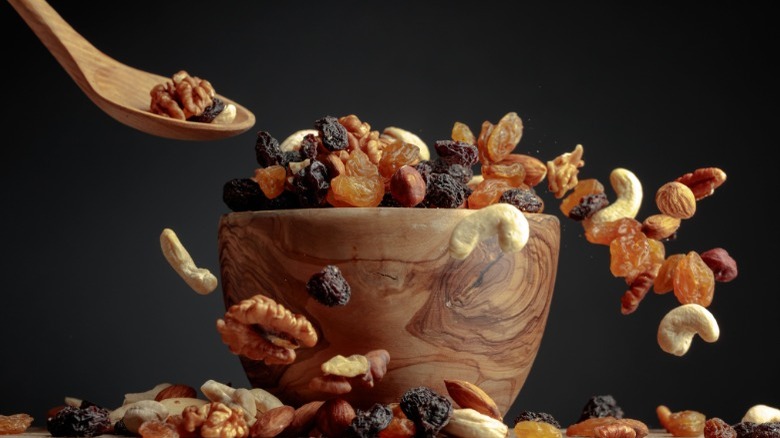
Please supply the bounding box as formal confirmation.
[160,228,218,295]
[547,144,585,199]
[590,168,643,224]
[442,408,509,438]
[449,203,530,260]
[700,247,738,282]
[675,167,727,200]
[657,303,720,356]
[655,181,696,219]
[641,214,681,241]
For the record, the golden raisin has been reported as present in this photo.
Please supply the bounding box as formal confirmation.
[328,174,385,207]
[378,140,420,180]
[379,403,416,438]
[467,178,514,209]
[0,413,34,435]
[560,179,605,218]
[654,253,685,294]
[451,121,476,145]
[484,112,524,163]
[672,251,716,307]
[138,420,180,438]
[516,420,563,438]
[476,120,495,164]
[609,232,665,283]
[657,405,706,437]
[482,161,527,187]
[582,217,642,246]
[346,147,379,177]
[253,164,287,199]
[567,417,620,436]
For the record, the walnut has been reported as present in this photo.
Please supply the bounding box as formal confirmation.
[216,294,318,365]
[179,402,249,438]
[547,144,585,199]
[337,114,390,164]
[149,70,215,120]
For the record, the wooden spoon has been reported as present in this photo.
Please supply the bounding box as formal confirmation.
[8,0,256,141]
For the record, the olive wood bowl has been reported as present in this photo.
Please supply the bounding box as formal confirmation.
[217,207,560,415]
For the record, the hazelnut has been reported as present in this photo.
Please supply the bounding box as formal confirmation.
[314,398,355,438]
[390,165,426,207]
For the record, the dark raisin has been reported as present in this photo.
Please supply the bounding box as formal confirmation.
[281,150,303,167]
[753,422,780,438]
[345,403,393,438]
[112,419,132,436]
[47,405,112,437]
[434,140,479,167]
[300,133,320,160]
[307,265,351,306]
[568,192,609,221]
[187,97,225,123]
[513,411,561,428]
[421,173,467,208]
[415,160,436,185]
[734,422,758,438]
[400,386,453,438]
[432,160,473,185]
[379,192,403,207]
[577,395,624,422]
[704,418,737,438]
[223,178,265,212]
[314,116,348,151]
[292,160,330,208]
[500,187,544,213]
[255,131,283,167]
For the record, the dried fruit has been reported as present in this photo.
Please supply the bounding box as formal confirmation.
[47,405,113,437]
[654,254,685,294]
[306,265,351,306]
[434,140,479,167]
[315,115,349,151]
[421,173,468,208]
[223,178,265,212]
[482,161,527,186]
[255,131,284,167]
[345,404,393,438]
[399,386,453,437]
[329,174,385,207]
[582,217,642,246]
[187,97,225,123]
[578,395,624,422]
[500,187,545,213]
[292,160,331,208]
[567,417,621,436]
[703,417,737,438]
[0,413,34,435]
[673,251,715,307]
[451,121,476,145]
[560,179,606,218]
[379,404,416,438]
[137,420,179,438]
[379,140,421,180]
[514,411,561,428]
[467,178,513,209]
[657,405,706,437]
[733,422,780,438]
[609,232,665,283]
[254,164,287,199]
[516,420,563,438]
[483,112,524,163]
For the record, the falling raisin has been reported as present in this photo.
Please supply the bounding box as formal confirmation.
[672,251,715,307]
[255,131,283,167]
[0,413,34,435]
[609,232,665,284]
[315,115,349,151]
[704,418,737,438]
[514,411,561,428]
[451,121,476,145]
[569,193,609,221]
[187,97,225,123]
[399,386,452,438]
[307,265,352,306]
[583,217,642,246]
[421,173,467,208]
[345,404,393,438]
[292,160,331,208]
[47,405,112,437]
[578,395,624,422]
[223,178,265,212]
[500,187,545,213]
[434,140,479,167]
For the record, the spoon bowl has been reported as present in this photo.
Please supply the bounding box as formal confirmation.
[8,0,256,141]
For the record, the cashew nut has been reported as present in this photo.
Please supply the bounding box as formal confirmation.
[280,129,318,152]
[657,304,720,356]
[122,382,172,406]
[160,228,218,295]
[442,408,509,438]
[213,103,237,124]
[381,126,430,160]
[200,380,258,424]
[122,400,169,434]
[248,388,284,415]
[742,404,780,424]
[449,203,530,260]
[589,168,643,224]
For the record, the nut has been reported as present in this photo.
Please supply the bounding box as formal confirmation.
[382,126,430,160]
[699,247,738,282]
[123,383,172,406]
[200,380,257,425]
[620,272,655,315]
[315,398,356,438]
[321,354,370,378]
[286,400,324,436]
[655,181,696,219]
[594,423,637,438]
[444,379,502,421]
[160,228,218,295]
[309,375,353,395]
[155,384,197,401]
[158,398,209,417]
[641,214,681,241]
[676,167,727,200]
[441,408,509,438]
[590,168,643,224]
[657,303,720,356]
[248,388,284,415]
[498,154,547,187]
[250,405,295,437]
[279,129,318,152]
[742,404,780,423]
[181,401,249,438]
[390,165,427,207]
[122,400,169,434]
[449,203,530,260]
[547,144,585,198]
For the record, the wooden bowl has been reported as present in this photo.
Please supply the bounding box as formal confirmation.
[217,208,560,415]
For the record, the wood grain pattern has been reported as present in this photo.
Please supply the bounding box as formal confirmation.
[218,208,560,415]
[8,0,255,140]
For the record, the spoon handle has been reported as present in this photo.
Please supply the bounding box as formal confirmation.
[8,0,105,91]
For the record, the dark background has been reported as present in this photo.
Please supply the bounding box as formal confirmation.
[2,0,776,430]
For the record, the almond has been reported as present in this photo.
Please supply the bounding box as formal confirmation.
[655,181,696,219]
[250,405,295,437]
[443,379,502,421]
[315,398,355,438]
[155,384,197,401]
[498,154,548,187]
[641,214,681,240]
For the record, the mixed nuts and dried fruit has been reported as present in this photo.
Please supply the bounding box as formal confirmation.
[149,71,236,124]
